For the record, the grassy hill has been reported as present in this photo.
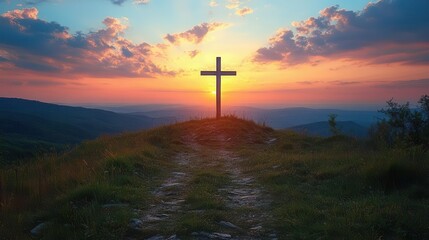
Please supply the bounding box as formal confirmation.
[0,117,428,239]
[0,98,169,165]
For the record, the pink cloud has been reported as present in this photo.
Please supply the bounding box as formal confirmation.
[255,0,429,66]
[0,8,174,78]
[2,7,38,19]
[164,22,228,45]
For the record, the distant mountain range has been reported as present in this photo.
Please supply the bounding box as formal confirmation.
[1,98,382,164]
[0,98,170,164]
[290,121,369,138]
[124,105,381,129]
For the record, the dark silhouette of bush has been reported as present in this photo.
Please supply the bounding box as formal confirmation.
[371,95,429,149]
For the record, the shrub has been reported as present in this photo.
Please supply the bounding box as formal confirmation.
[372,95,429,149]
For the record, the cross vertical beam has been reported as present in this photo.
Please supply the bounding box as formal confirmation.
[216,57,221,119]
[201,57,237,119]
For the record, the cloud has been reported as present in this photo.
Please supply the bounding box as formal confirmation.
[235,7,253,16]
[224,1,254,17]
[164,22,228,45]
[26,79,66,86]
[2,79,67,86]
[0,8,172,77]
[2,7,38,19]
[133,0,150,4]
[226,0,240,9]
[110,0,126,5]
[254,0,429,66]
[110,0,149,5]
[375,79,429,89]
[1,0,52,5]
[23,0,49,5]
[331,80,360,86]
[188,50,200,58]
[209,0,217,7]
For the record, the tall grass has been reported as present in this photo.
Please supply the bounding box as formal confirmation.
[0,125,180,239]
[239,131,429,239]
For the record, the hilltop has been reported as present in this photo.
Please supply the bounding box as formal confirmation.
[0,117,428,239]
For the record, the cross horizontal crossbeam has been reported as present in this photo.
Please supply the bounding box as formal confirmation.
[201,71,237,76]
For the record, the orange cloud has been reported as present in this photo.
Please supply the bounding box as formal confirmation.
[235,7,253,16]
[226,0,240,9]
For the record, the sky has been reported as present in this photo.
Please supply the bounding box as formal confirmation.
[0,0,428,109]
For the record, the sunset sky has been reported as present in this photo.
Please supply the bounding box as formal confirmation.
[0,0,428,109]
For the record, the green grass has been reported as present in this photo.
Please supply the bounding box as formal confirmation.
[0,125,181,239]
[185,171,230,211]
[176,162,232,234]
[239,130,429,239]
[1,117,428,239]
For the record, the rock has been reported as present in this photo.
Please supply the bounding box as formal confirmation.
[146,235,164,240]
[250,225,263,231]
[172,172,186,176]
[191,231,231,239]
[212,232,232,239]
[161,183,183,188]
[102,203,129,208]
[166,234,179,240]
[198,231,213,238]
[128,218,143,230]
[162,199,185,205]
[218,221,241,230]
[30,222,48,237]
[144,215,163,222]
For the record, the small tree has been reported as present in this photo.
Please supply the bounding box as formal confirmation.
[328,113,341,136]
[376,95,429,149]
[418,94,429,145]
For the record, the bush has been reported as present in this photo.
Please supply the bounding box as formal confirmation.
[371,95,429,149]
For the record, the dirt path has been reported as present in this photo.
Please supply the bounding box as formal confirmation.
[127,130,276,240]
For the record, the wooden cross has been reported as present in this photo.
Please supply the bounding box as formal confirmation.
[201,57,237,119]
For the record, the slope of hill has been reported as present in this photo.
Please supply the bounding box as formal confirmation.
[0,98,168,164]
[0,117,427,239]
[290,121,368,138]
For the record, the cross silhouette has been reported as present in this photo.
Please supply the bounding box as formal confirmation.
[201,57,237,119]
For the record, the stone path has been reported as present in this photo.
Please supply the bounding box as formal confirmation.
[217,150,277,240]
[126,152,192,239]
[126,131,276,240]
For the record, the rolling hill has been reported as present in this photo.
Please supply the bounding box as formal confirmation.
[0,98,169,164]
[127,105,381,129]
